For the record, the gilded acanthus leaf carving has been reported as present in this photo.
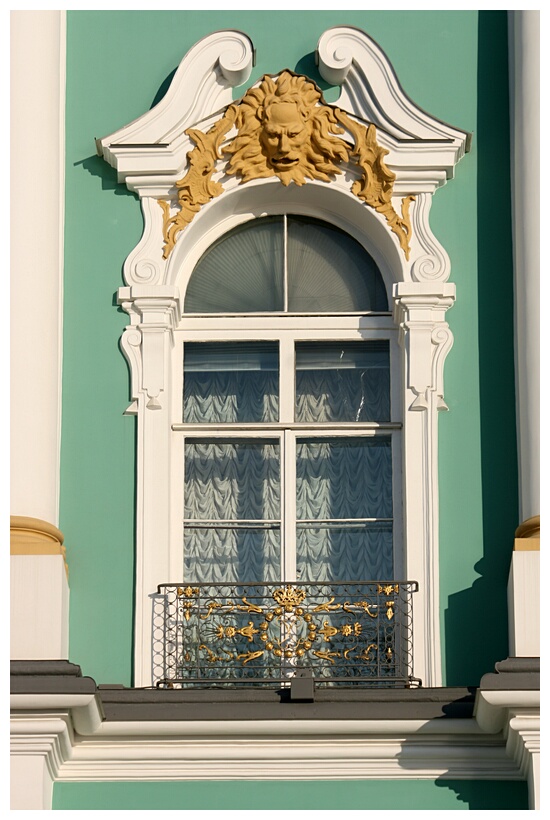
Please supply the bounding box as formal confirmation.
[336,111,415,260]
[159,108,237,259]
[159,70,414,259]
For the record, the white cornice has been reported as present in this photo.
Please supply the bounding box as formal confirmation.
[474,688,540,734]
[11,698,534,784]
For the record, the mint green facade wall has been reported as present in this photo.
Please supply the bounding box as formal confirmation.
[61,10,517,686]
[53,779,527,811]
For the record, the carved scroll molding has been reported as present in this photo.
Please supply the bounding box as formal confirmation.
[124,198,168,287]
[393,282,456,412]
[97,30,254,176]
[317,27,470,158]
[409,193,452,283]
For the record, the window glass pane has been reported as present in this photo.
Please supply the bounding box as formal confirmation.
[184,342,279,423]
[287,216,388,312]
[295,341,390,422]
[296,437,392,521]
[296,522,393,582]
[185,217,284,313]
[184,527,280,584]
[296,437,393,582]
[184,439,281,583]
[185,440,280,520]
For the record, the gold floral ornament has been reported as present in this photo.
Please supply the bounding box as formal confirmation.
[272,585,306,612]
[159,70,414,259]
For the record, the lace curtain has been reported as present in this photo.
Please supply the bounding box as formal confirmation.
[184,437,393,583]
[183,340,393,583]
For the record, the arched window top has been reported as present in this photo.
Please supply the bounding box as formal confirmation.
[184,215,389,314]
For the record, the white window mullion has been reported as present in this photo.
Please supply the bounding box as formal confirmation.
[283,429,297,582]
[283,213,288,313]
[279,334,295,424]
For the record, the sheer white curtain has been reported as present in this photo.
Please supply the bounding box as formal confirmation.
[184,440,281,583]
[296,438,393,582]
[184,342,279,424]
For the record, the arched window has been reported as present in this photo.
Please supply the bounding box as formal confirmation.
[174,215,401,588]
[185,215,388,313]
[101,29,468,686]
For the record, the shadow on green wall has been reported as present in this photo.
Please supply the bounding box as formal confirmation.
[444,11,518,686]
[77,154,138,198]
[434,778,528,810]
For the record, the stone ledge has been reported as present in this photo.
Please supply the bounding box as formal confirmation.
[479,657,540,691]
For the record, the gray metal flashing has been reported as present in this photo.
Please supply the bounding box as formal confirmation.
[10,660,84,677]
[10,660,97,695]
[13,659,537,724]
[96,685,476,722]
[480,656,540,691]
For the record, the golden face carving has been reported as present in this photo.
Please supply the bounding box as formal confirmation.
[260,101,309,172]
[224,71,349,186]
[161,70,414,261]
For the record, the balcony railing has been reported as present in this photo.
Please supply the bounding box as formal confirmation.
[153,581,418,688]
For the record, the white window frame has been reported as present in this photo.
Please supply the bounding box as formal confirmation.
[171,315,403,587]
[98,28,469,687]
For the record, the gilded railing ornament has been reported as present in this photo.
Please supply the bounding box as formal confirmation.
[155,581,418,685]
[159,71,414,260]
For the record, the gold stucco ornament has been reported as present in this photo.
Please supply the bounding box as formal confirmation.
[160,70,414,260]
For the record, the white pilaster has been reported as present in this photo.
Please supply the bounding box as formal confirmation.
[10,714,71,810]
[508,11,540,524]
[10,11,66,526]
[507,550,540,657]
[118,286,181,686]
[393,282,456,687]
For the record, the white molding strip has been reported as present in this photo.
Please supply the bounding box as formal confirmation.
[11,693,537,798]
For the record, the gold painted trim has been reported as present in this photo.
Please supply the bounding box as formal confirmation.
[10,516,68,574]
[515,515,540,539]
[514,515,540,551]
[160,70,414,260]
[514,539,539,551]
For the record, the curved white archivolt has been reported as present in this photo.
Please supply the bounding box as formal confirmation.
[166,177,404,299]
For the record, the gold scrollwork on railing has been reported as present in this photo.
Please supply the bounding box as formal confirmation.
[189,585,389,668]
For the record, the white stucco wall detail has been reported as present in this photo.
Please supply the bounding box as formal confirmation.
[508,10,540,524]
[10,11,66,525]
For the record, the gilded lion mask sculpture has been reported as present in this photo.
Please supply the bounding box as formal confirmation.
[160,70,414,260]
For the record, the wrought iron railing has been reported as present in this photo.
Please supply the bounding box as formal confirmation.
[153,581,418,688]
